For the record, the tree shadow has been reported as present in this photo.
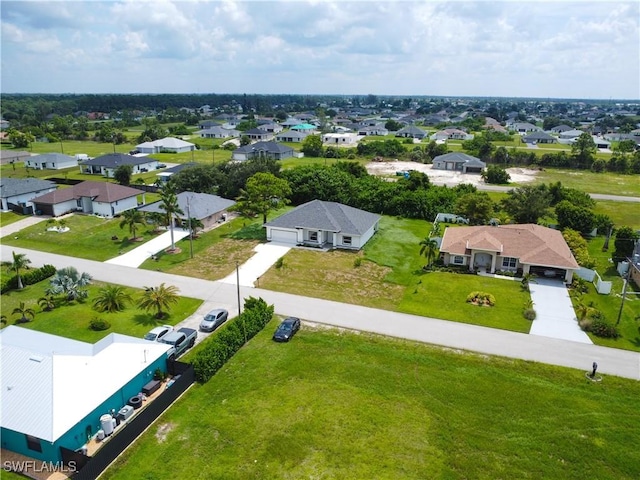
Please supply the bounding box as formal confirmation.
[132,314,164,327]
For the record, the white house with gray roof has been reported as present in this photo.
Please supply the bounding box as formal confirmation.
[0,178,58,212]
[264,199,380,250]
[139,191,235,229]
[432,152,486,173]
[25,153,78,170]
[80,153,159,177]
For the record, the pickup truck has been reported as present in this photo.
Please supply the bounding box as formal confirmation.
[160,327,197,359]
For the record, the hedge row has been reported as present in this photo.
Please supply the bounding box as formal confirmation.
[191,296,274,383]
[1,264,57,294]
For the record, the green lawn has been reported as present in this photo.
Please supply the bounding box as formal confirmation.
[260,217,532,332]
[102,327,640,480]
[2,214,163,261]
[0,210,24,227]
[533,168,640,197]
[0,280,202,342]
[593,201,640,229]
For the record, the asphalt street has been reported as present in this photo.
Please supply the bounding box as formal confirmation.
[2,246,638,381]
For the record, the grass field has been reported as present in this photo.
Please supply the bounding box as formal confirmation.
[102,327,640,480]
[0,279,202,342]
[533,168,640,196]
[2,214,164,261]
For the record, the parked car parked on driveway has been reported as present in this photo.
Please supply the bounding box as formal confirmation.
[143,325,173,342]
[272,317,301,342]
[199,308,229,332]
[161,327,198,359]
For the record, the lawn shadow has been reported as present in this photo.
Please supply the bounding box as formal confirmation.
[227,223,266,241]
[132,314,165,327]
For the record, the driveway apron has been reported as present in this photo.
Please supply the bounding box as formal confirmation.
[528,277,592,344]
[219,243,291,287]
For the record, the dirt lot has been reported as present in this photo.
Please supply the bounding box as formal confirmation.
[366,161,539,187]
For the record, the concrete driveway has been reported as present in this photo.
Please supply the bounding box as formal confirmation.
[105,229,190,267]
[219,243,291,287]
[528,277,592,344]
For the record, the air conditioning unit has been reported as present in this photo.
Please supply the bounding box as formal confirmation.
[117,405,134,422]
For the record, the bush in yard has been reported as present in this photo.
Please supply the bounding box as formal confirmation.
[587,318,620,339]
[1,264,57,294]
[192,297,274,383]
[89,317,111,331]
[466,291,496,306]
[523,308,537,320]
[274,257,285,269]
[353,257,362,268]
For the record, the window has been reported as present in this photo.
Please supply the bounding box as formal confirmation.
[26,435,42,453]
[453,256,464,265]
[343,236,352,246]
[309,232,318,242]
[502,257,517,268]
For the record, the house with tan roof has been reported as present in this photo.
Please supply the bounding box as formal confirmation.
[439,224,579,283]
[32,181,144,218]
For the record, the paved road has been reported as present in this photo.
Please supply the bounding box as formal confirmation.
[2,246,639,381]
[474,184,640,202]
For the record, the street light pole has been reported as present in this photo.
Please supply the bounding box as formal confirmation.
[187,199,193,259]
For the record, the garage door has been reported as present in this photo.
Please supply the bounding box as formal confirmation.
[269,228,297,244]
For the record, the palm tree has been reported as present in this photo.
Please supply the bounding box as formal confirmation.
[48,267,92,302]
[38,295,56,312]
[419,237,439,268]
[429,221,442,238]
[119,208,146,241]
[12,302,36,324]
[138,283,180,319]
[188,217,204,238]
[159,185,184,252]
[6,251,31,289]
[93,285,133,313]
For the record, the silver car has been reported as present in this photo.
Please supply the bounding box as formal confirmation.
[199,309,229,332]
[143,325,173,342]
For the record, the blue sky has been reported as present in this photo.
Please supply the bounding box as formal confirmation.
[1,0,639,99]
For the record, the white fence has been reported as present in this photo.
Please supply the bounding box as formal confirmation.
[576,267,611,295]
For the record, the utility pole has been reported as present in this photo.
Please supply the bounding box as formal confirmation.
[236,260,245,343]
[187,198,193,259]
[616,258,632,325]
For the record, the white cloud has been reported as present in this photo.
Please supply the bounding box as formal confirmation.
[0,0,638,98]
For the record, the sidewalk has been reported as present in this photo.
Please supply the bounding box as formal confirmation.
[105,229,190,267]
[219,243,291,287]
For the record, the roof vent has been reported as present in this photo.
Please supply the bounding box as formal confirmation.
[29,355,44,363]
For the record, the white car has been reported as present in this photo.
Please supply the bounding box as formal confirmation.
[143,325,174,342]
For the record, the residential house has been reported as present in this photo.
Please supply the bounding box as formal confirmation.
[0,150,31,165]
[264,199,380,250]
[32,180,143,217]
[550,124,573,134]
[558,129,584,140]
[357,124,389,136]
[275,130,311,143]
[139,191,235,229]
[155,162,198,184]
[231,141,294,161]
[508,122,541,133]
[290,123,317,133]
[0,326,172,463]
[242,128,273,142]
[135,137,195,154]
[80,154,159,177]
[430,129,473,141]
[322,133,357,145]
[280,118,303,128]
[25,153,78,170]
[257,123,283,134]
[521,132,557,144]
[0,178,58,212]
[198,120,221,129]
[395,125,427,140]
[432,152,486,173]
[197,127,240,139]
[439,224,580,283]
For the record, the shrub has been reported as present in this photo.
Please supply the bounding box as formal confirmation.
[523,308,537,320]
[192,297,274,383]
[1,264,57,294]
[466,291,496,306]
[353,257,362,268]
[274,257,284,269]
[588,318,620,339]
[89,317,111,331]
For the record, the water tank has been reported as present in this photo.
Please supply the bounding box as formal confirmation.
[97,429,105,440]
[100,414,114,436]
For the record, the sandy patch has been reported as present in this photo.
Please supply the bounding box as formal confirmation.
[365,161,539,187]
[155,422,176,443]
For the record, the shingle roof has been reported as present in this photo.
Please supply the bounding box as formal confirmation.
[32,180,141,204]
[265,200,380,235]
[234,141,293,155]
[440,224,579,269]
[522,131,556,141]
[139,191,235,220]
[83,153,154,168]
[0,178,57,198]
[433,152,486,167]
[30,153,76,163]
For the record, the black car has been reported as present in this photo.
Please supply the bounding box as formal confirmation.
[272,317,301,342]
